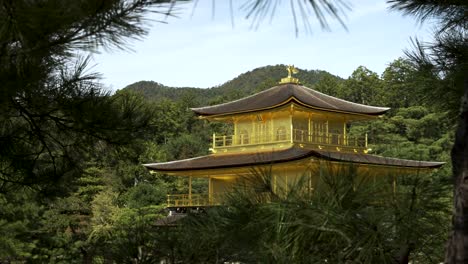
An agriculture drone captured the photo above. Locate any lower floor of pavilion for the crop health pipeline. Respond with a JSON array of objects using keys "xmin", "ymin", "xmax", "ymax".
[{"xmin": 144, "ymin": 147, "xmax": 444, "ymax": 210}]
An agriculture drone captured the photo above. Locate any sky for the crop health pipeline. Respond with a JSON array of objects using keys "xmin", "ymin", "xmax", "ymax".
[{"xmin": 91, "ymin": 0, "xmax": 435, "ymax": 91}]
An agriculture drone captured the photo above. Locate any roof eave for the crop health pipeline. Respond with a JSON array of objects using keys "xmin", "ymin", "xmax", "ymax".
[
  {"xmin": 143, "ymin": 149, "xmax": 444, "ymax": 173},
  {"xmin": 191, "ymin": 97, "xmax": 390, "ymax": 119}
]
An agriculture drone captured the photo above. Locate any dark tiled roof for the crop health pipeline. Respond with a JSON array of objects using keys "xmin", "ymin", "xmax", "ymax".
[
  {"xmin": 314, "ymin": 150, "xmax": 445, "ymax": 168},
  {"xmin": 143, "ymin": 147, "xmax": 444, "ymax": 172},
  {"xmin": 191, "ymin": 84, "xmax": 390, "ymax": 117},
  {"xmin": 144, "ymin": 148, "xmax": 312, "ymax": 171}
]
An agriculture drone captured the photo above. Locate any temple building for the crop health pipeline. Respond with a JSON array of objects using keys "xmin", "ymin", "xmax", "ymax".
[{"xmin": 144, "ymin": 66, "xmax": 444, "ymax": 211}]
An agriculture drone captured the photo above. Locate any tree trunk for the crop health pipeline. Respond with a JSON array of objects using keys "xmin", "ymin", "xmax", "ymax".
[
  {"xmin": 445, "ymin": 77, "xmax": 468, "ymax": 263},
  {"xmin": 397, "ymin": 243, "xmax": 413, "ymax": 264}
]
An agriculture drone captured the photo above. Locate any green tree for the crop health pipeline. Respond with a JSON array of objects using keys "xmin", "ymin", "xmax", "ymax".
[
  {"xmin": 381, "ymin": 58, "xmax": 421, "ymax": 109},
  {"xmin": 124, "ymin": 183, "xmax": 167, "ymax": 208},
  {"xmin": 0, "ymin": 1, "xmax": 178, "ymax": 261},
  {"xmin": 0, "ymin": 0, "xmax": 169, "ymax": 195},
  {"xmin": 313, "ymin": 72, "xmax": 344, "ymax": 98},
  {"xmin": 343, "ymin": 66, "xmax": 384, "ymax": 105},
  {"xmin": 0, "ymin": 191, "xmax": 39, "ymax": 262},
  {"xmin": 388, "ymin": 1, "xmax": 468, "ymax": 262}
]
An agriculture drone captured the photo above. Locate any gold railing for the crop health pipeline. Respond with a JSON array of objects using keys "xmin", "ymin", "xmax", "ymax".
[
  {"xmin": 167, "ymin": 193, "xmax": 223, "ymax": 207},
  {"xmin": 212, "ymin": 129, "xmax": 367, "ymax": 149},
  {"xmin": 292, "ymin": 129, "xmax": 367, "ymax": 148},
  {"xmin": 212, "ymin": 132, "xmax": 290, "ymax": 148}
]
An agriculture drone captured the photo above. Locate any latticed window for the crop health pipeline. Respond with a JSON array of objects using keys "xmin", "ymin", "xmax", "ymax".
[
  {"xmin": 276, "ymin": 127, "xmax": 287, "ymax": 141},
  {"xmin": 239, "ymin": 129, "xmax": 249, "ymax": 144}
]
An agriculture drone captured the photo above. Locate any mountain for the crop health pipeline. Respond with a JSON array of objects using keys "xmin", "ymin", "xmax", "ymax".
[{"xmin": 122, "ymin": 64, "xmax": 342, "ymax": 106}]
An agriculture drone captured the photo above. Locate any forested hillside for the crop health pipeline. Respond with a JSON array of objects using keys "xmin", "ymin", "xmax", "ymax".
[{"xmin": 123, "ymin": 64, "xmax": 342, "ymax": 106}]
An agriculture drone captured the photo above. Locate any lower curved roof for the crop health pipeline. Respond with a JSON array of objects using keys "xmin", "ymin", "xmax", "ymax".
[
  {"xmin": 143, "ymin": 147, "xmax": 444, "ymax": 172},
  {"xmin": 191, "ymin": 84, "xmax": 390, "ymax": 117}
]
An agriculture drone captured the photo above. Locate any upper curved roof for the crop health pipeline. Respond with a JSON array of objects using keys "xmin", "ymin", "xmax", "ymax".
[{"xmin": 192, "ymin": 84, "xmax": 390, "ymax": 117}]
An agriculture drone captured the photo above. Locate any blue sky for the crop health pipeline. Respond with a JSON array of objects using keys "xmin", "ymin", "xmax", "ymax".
[{"xmin": 91, "ymin": 0, "xmax": 434, "ymax": 91}]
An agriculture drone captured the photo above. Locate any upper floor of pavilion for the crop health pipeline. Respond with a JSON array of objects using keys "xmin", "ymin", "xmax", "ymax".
[{"xmin": 190, "ymin": 66, "xmax": 390, "ymax": 155}]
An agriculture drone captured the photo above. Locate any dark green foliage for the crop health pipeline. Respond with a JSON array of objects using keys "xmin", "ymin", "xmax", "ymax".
[
  {"xmin": 312, "ymin": 71, "xmax": 345, "ymax": 97},
  {"xmin": 93, "ymin": 205, "xmax": 167, "ymax": 264},
  {"xmin": 388, "ymin": 0, "xmax": 466, "ymax": 32},
  {"xmin": 240, "ymin": 0, "xmax": 350, "ymax": 35},
  {"xmin": 342, "ymin": 66, "xmax": 384, "ymax": 105},
  {"xmin": 124, "ymin": 183, "xmax": 167, "ymax": 208},
  {"xmin": 0, "ymin": 0, "xmax": 174, "ymax": 194},
  {"xmin": 388, "ymin": 1, "xmax": 467, "ymax": 262},
  {"xmin": 388, "ymin": 1, "xmax": 467, "ymax": 118},
  {"xmin": 350, "ymin": 105, "xmax": 453, "ymax": 184},
  {"xmin": 171, "ymin": 166, "xmax": 450, "ymax": 263},
  {"xmin": 123, "ymin": 81, "xmax": 209, "ymax": 104},
  {"xmin": 0, "ymin": 191, "xmax": 39, "ymax": 261},
  {"xmin": 161, "ymin": 134, "xmax": 208, "ymax": 160},
  {"xmin": 381, "ymin": 58, "xmax": 423, "ymax": 109},
  {"xmin": 0, "ymin": 0, "xmax": 183, "ymax": 262}
]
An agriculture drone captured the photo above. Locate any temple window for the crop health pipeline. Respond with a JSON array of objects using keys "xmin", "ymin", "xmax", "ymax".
[
  {"xmin": 240, "ymin": 129, "xmax": 249, "ymax": 144},
  {"xmin": 276, "ymin": 126, "xmax": 287, "ymax": 141}
]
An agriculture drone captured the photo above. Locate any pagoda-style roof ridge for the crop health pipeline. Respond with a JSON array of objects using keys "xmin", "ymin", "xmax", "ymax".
[
  {"xmin": 314, "ymin": 150, "xmax": 445, "ymax": 169},
  {"xmin": 191, "ymin": 84, "xmax": 390, "ymax": 117},
  {"xmin": 143, "ymin": 148, "xmax": 313, "ymax": 172},
  {"xmin": 300, "ymin": 85, "xmax": 386, "ymax": 112},
  {"xmin": 143, "ymin": 147, "xmax": 445, "ymax": 172}
]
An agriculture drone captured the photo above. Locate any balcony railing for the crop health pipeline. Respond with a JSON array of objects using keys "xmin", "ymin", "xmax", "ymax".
[
  {"xmin": 212, "ymin": 129, "xmax": 367, "ymax": 150},
  {"xmin": 291, "ymin": 129, "xmax": 367, "ymax": 148},
  {"xmin": 213, "ymin": 132, "xmax": 289, "ymax": 148},
  {"xmin": 167, "ymin": 192, "xmax": 274, "ymax": 208},
  {"xmin": 167, "ymin": 193, "xmax": 223, "ymax": 208}
]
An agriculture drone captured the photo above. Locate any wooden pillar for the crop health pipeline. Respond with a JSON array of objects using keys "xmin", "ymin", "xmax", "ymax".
[
  {"xmin": 365, "ymin": 133, "xmax": 368, "ymax": 148},
  {"xmin": 270, "ymin": 113, "xmax": 274, "ymax": 141},
  {"xmin": 290, "ymin": 114, "xmax": 294, "ymax": 143},
  {"xmin": 311, "ymin": 120, "xmax": 315, "ymax": 142},
  {"xmin": 208, "ymin": 177, "xmax": 212, "ymax": 195},
  {"xmin": 212, "ymin": 133, "xmax": 216, "ymax": 149},
  {"xmin": 308, "ymin": 114, "xmax": 311, "ymax": 142},
  {"xmin": 233, "ymin": 118, "xmax": 238, "ymax": 145},
  {"xmin": 189, "ymin": 176, "xmax": 192, "ymax": 205},
  {"xmin": 343, "ymin": 118, "xmax": 347, "ymax": 146},
  {"xmin": 326, "ymin": 119, "xmax": 329, "ymax": 144},
  {"xmin": 259, "ymin": 116, "xmax": 264, "ymax": 143},
  {"xmin": 289, "ymin": 104, "xmax": 294, "ymax": 143},
  {"xmin": 251, "ymin": 118, "xmax": 255, "ymax": 144}
]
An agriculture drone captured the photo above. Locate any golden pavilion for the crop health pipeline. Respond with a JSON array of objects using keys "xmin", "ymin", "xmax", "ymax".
[{"xmin": 144, "ymin": 65, "xmax": 444, "ymax": 210}]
